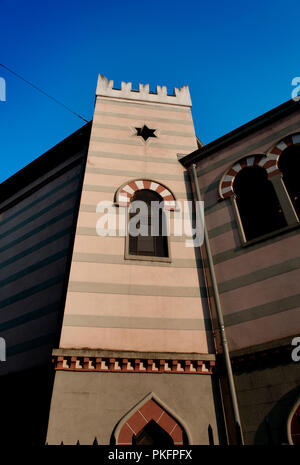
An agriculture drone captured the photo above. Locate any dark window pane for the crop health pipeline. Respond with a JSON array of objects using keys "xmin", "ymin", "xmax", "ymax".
[
  {"xmin": 278, "ymin": 145, "xmax": 300, "ymax": 219},
  {"xmin": 128, "ymin": 189, "xmax": 168, "ymax": 258},
  {"xmin": 233, "ymin": 166, "xmax": 287, "ymax": 241}
]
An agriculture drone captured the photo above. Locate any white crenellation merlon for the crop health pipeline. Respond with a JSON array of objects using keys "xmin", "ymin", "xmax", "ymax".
[{"xmin": 96, "ymin": 74, "xmax": 192, "ymax": 106}]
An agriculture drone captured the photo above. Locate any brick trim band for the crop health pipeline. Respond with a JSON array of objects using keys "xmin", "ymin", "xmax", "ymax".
[
  {"xmin": 231, "ymin": 344, "xmax": 291, "ymax": 371},
  {"xmin": 115, "ymin": 179, "xmax": 176, "ymax": 210},
  {"xmin": 52, "ymin": 355, "xmax": 215, "ymax": 375}
]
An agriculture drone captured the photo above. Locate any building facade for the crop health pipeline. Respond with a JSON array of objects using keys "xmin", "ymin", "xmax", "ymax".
[
  {"xmin": 181, "ymin": 99, "xmax": 300, "ymax": 444},
  {"xmin": 0, "ymin": 75, "xmax": 299, "ymax": 445}
]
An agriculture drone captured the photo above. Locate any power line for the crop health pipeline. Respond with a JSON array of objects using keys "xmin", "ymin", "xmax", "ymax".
[{"xmin": 0, "ymin": 63, "xmax": 89, "ymax": 123}]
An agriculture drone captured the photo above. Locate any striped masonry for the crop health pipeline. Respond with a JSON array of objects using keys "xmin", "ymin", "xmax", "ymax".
[
  {"xmin": 219, "ymin": 132, "xmax": 300, "ymax": 199},
  {"xmin": 0, "ymin": 155, "xmax": 85, "ymax": 374}
]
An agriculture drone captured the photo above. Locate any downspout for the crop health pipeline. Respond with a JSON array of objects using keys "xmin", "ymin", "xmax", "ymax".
[{"xmin": 190, "ymin": 163, "xmax": 244, "ymax": 445}]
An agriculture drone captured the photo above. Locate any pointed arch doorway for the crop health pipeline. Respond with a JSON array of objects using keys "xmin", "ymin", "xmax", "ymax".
[
  {"xmin": 132, "ymin": 420, "xmax": 174, "ymax": 446},
  {"xmin": 113, "ymin": 393, "xmax": 190, "ymax": 445}
]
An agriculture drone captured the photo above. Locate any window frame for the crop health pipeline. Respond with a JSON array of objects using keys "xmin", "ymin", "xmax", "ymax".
[
  {"xmin": 124, "ymin": 190, "xmax": 172, "ymax": 263},
  {"xmin": 231, "ymin": 171, "xmax": 300, "ymax": 246},
  {"xmin": 219, "ymin": 134, "xmax": 300, "ymax": 247}
]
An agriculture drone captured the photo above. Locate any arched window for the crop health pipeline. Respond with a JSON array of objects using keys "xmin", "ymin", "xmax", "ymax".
[
  {"xmin": 128, "ymin": 189, "xmax": 169, "ymax": 258},
  {"xmin": 233, "ymin": 165, "xmax": 287, "ymax": 241},
  {"xmin": 278, "ymin": 145, "xmax": 300, "ymax": 219}
]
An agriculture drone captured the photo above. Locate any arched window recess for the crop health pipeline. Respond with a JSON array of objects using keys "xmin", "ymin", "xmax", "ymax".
[
  {"xmin": 219, "ymin": 154, "xmax": 299, "ymax": 244},
  {"xmin": 115, "ymin": 179, "xmax": 176, "ymax": 262},
  {"xmin": 268, "ymin": 133, "xmax": 300, "ymax": 221}
]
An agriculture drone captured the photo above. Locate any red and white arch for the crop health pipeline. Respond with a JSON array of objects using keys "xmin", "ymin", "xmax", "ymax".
[
  {"xmin": 267, "ymin": 132, "xmax": 300, "ymax": 168},
  {"xmin": 219, "ymin": 132, "xmax": 300, "ymax": 199},
  {"xmin": 219, "ymin": 155, "xmax": 277, "ymax": 199},
  {"xmin": 116, "ymin": 397, "xmax": 185, "ymax": 445},
  {"xmin": 115, "ymin": 179, "xmax": 176, "ymax": 210}
]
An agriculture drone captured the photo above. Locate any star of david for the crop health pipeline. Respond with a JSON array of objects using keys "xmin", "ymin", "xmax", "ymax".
[{"xmin": 135, "ymin": 125, "xmax": 157, "ymax": 141}]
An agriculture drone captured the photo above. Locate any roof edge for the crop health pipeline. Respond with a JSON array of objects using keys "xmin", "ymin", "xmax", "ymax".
[
  {"xmin": 180, "ymin": 98, "xmax": 300, "ymax": 167},
  {"xmin": 0, "ymin": 121, "xmax": 92, "ymax": 202}
]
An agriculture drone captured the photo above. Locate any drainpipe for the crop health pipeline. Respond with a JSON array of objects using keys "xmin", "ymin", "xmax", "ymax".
[{"xmin": 190, "ymin": 163, "xmax": 244, "ymax": 445}]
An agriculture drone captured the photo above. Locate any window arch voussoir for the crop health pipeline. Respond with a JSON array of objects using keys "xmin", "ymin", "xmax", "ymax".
[{"xmin": 115, "ymin": 179, "xmax": 176, "ymax": 210}]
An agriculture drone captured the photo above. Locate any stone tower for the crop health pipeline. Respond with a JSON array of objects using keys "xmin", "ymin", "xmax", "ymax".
[{"xmin": 46, "ymin": 75, "xmax": 222, "ymax": 445}]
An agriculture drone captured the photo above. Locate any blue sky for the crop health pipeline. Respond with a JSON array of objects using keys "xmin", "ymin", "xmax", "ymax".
[{"xmin": 1, "ymin": 0, "xmax": 300, "ymax": 182}]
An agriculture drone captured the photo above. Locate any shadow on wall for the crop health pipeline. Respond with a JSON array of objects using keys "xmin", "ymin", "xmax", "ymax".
[
  {"xmin": 0, "ymin": 363, "xmax": 55, "ymax": 446},
  {"xmin": 254, "ymin": 385, "xmax": 300, "ymax": 445},
  {"xmin": 183, "ymin": 170, "xmax": 215, "ymax": 353}
]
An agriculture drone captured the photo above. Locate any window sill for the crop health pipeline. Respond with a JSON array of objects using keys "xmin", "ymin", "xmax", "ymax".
[
  {"xmin": 241, "ymin": 221, "xmax": 300, "ymax": 248},
  {"xmin": 124, "ymin": 253, "xmax": 172, "ymax": 263}
]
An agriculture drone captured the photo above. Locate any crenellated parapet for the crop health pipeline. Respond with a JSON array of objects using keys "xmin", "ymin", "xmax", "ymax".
[{"xmin": 96, "ymin": 74, "xmax": 192, "ymax": 106}]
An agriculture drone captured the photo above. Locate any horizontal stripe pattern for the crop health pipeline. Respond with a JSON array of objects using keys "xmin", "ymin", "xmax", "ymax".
[
  {"xmin": 196, "ymin": 119, "xmax": 300, "ymax": 176},
  {"xmin": 0, "ymin": 208, "xmax": 74, "ymax": 256},
  {"xmin": 193, "ymin": 117, "xmax": 300, "ymax": 351},
  {"xmin": 0, "ymin": 302, "xmax": 60, "ymax": 332},
  {"xmin": 91, "ymin": 135, "xmax": 195, "ymax": 152},
  {"xmin": 0, "ymin": 171, "xmax": 81, "ymax": 228},
  {"xmin": 0, "ymin": 191, "xmax": 77, "ymax": 240},
  {"xmin": 0, "ymin": 227, "xmax": 72, "ymax": 270},
  {"xmin": 213, "ymin": 224, "xmax": 300, "ymax": 264},
  {"xmin": 0, "ymin": 154, "xmax": 84, "ymax": 371},
  {"xmin": 225, "ymin": 293, "xmax": 300, "ymax": 326},
  {"xmin": 89, "ymin": 150, "xmax": 179, "ymax": 165},
  {"xmin": 75, "ymin": 226, "xmax": 195, "ymax": 242},
  {"xmin": 208, "ymin": 220, "xmax": 236, "ymax": 239},
  {"xmin": 6, "ymin": 333, "xmax": 56, "ymax": 357},
  {"xmin": 94, "ymin": 110, "xmax": 194, "ymax": 125},
  {"xmin": 0, "ymin": 274, "xmax": 65, "ymax": 310},
  {"xmin": 63, "ymin": 314, "xmax": 211, "ymax": 331},
  {"xmin": 59, "ymin": 96, "xmax": 212, "ymax": 355},
  {"xmin": 97, "ymin": 98, "xmax": 190, "ymax": 113},
  {"xmin": 81, "ymin": 185, "xmax": 193, "ymax": 199},
  {"xmin": 93, "ymin": 122, "xmax": 195, "ymax": 137},
  {"xmin": 0, "ymin": 249, "xmax": 69, "ymax": 287},
  {"xmin": 68, "ymin": 280, "xmax": 208, "ymax": 298},
  {"xmin": 219, "ymin": 256, "xmax": 300, "ymax": 294},
  {"xmin": 72, "ymin": 252, "xmax": 202, "ymax": 269},
  {"xmin": 85, "ymin": 166, "xmax": 183, "ymax": 181}
]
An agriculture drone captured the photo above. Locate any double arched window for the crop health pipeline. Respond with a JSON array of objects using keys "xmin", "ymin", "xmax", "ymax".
[
  {"xmin": 233, "ymin": 165, "xmax": 287, "ymax": 241},
  {"xmin": 278, "ymin": 144, "xmax": 300, "ymax": 218},
  {"xmin": 219, "ymin": 133, "xmax": 300, "ymax": 243}
]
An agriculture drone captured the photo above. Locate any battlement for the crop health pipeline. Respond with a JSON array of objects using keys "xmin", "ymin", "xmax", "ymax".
[{"xmin": 96, "ymin": 74, "xmax": 192, "ymax": 106}]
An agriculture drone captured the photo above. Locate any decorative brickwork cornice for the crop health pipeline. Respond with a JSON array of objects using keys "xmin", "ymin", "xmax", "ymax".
[
  {"xmin": 52, "ymin": 353, "xmax": 216, "ymax": 375},
  {"xmin": 117, "ymin": 397, "xmax": 185, "ymax": 445},
  {"xmin": 231, "ymin": 344, "xmax": 292, "ymax": 372}
]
